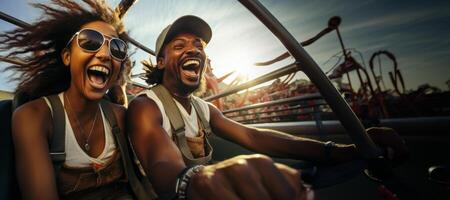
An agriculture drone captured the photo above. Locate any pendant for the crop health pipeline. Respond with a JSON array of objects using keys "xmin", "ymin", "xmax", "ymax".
[{"xmin": 84, "ymin": 143, "xmax": 90, "ymax": 151}]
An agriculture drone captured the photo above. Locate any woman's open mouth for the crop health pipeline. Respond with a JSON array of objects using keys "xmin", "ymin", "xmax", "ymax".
[{"xmin": 86, "ymin": 65, "xmax": 110, "ymax": 89}]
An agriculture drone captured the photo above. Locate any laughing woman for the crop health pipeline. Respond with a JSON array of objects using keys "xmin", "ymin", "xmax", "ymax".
[{"xmin": 0, "ymin": 0, "xmax": 139, "ymax": 199}]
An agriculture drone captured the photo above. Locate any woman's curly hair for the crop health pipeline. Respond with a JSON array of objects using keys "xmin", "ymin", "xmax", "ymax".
[{"xmin": 0, "ymin": 0, "xmax": 125, "ymax": 100}]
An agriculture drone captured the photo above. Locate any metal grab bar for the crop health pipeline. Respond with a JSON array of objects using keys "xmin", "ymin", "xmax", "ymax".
[
  {"xmin": 0, "ymin": 10, "xmax": 155, "ymax": 56},
  {"xmin": 238, "ymin": 0, "xmax": 382, "ymax": 159},
  {"xmin": 249, "ymin": 116, "xmax": 450, "ymax": 136},
  {"xmin": 120, "ymin": 33, "xmax": 155, "ymax": 56},
  {"xmin": 227, "ymin": 103, "xmax": 327, "ymax": 118},
  {"xmin": 0, "ymin": 11, "xmax": 30, "ymax": 27},
  {"xmin": 223, "ymin": 92, "xmax": 322, "ymax": 114},
  {"xmin": 226, "ymin": 104, "xmax": 302, "ymax": 117},
  {"xmin": 204, "ymin": 62, "xmax": 299, "ymax": 101},
  {"xmin": 254, "ymin": 16, "xmax": 341, "ymax": 66},
  {"xmin": 0, "ymin": 9, "xmax": 153, "ymax": 88},
  {"xmin": 236, "ymin": 111, "xmax": 321, "ymax": 124}
]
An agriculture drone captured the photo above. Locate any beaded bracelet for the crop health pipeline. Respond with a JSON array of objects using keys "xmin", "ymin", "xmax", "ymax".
[{"xmin": 175, "ymin": 165, "xmax": 205, "ymax": 199}]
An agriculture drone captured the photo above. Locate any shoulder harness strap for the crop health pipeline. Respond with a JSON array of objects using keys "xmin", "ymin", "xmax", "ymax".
[
  {"xmin": 152, "ymin": 85, "xmax": 185, "ymax": 134},
  {"xmin": 191, "ymin": 98, "xmax": 212, "ymax": 137},
  {"xmin": 151, "ymin": 85, "xmax": 211, "ymax": 165},
  {"xmin": 47, "ymin": 94, "xmax": 66, "ymax": 173},
  {"xmin": 191, "ymin": 97, "xmax": 214, "ymax": 164},
  {"xmin": 100, "ymin": 100, "xmax": 157, "ymax": 200}
]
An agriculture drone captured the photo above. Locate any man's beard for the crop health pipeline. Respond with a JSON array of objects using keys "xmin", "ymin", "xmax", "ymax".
[{"xmin": 193, "ymin": 75, "xmax": 207, "ymax": 97}]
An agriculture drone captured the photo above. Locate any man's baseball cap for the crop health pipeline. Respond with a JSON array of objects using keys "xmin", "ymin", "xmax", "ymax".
[{"xmin": 155, "ymin": 15, "xmax": 212, "ymax": 59}]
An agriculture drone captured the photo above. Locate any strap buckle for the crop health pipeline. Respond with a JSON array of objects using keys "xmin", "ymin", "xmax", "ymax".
[
  {"xmin": 174, "ymin": 127, "xmax": 186, "ymax": 137},
  {"xmin": 50, "ymin": 152, "xmax": 66, "ymax": 162}
]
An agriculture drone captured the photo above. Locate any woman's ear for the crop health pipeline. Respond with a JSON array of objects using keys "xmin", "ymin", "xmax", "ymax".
[{"xmin": 61, "ymin": 48, "xmax": 71, "ymax": 66}]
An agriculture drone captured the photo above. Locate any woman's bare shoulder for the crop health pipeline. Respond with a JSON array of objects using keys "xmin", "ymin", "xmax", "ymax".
[
  {"xmin": 12, "ymin": 98, "xmax": 52, "ymax": 140},
  {"xmin": 13, "ymin": 98, "xmax": 52, "ymax": 122}
]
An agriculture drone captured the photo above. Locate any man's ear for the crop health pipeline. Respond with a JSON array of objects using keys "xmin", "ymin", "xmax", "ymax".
[
  {"xmin": 157, "ymin": 57, "xmax": 165, "ymax": 69},
  {"xmin": 61, "ymin": 48, "xmax": 71, "ymax": 66}
]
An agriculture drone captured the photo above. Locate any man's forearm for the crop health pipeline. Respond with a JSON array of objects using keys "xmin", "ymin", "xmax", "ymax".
[{"xmin": 246, "ymin": 128, "xmax": 359, "ymax": 163}]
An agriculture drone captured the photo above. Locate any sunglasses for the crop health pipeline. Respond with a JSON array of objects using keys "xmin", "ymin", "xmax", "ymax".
[{"xmin": 66, "ymin": 28, "xmax": 128, "ymax": 61}]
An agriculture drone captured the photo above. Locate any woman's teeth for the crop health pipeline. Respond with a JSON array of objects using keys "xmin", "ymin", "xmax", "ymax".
[
  {"xmin": 89, "ymin": 65, "xmax": 110, "ymax": 76},
  {"xmin": 87, "ymin": 65, "xmax": 110, "ymax": 87}
]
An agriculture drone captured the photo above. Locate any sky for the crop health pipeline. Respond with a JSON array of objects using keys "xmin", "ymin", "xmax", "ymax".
[{"xmin": 1, "ymin": 0, "xmax": 449, "ymax": 93}]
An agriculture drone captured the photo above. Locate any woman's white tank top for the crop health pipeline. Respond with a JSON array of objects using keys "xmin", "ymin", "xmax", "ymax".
[{"xmin": 43, "ymin": 93, "xmax": 116, "ymax": 168}]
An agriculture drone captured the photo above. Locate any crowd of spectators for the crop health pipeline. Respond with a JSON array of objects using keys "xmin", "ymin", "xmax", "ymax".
[{"xmin": 219, "ymin": 78, "xmax": 325, "ymax": 124}]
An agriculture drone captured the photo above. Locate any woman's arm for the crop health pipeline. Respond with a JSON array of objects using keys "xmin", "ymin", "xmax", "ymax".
[{"xmin": 12, "ymin": 99, "xmax": 59, "ymax": 199}]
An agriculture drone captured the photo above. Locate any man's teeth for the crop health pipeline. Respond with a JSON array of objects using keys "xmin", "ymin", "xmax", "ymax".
[
  {"xmin": 89, "ymin": 66, "xmax": 110, "ymax": 76},
  {"xmin": 183, "ymin": 60, "xmax": 200, "ymax": 67}
]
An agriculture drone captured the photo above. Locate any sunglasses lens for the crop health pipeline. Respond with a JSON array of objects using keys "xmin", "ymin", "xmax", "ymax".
[
  {"xmin": 78, "ymin": 29, "xmax": 103, "ymax": 51},
  {"xmin": 110, "ymin": 38, "xmax": 127, "ymax": 60},
  {"xmin": 77, "ymin": 29, "xmax": 127, "ymax": 60}
]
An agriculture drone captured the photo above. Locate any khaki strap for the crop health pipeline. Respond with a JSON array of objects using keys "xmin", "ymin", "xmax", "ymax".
[
  {"xmin": 100, "ymin": 100, "xmax": 157, "ymax": 200},
  {"xmin": 151, "ymin": 85, "xmax": 212, "ymax": 166},
  {"xmin": 191, "ymin": 97, "xmax": 214, "ymax": 163},
  {"xmin": 191, "ymin": 98, "xmax": 213, "ymax": 137},
  {"xmin": 152, "ymin": 85, "xmax": 185, "ymax": 134}
]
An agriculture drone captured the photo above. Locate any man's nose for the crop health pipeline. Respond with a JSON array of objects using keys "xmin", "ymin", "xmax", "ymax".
[{"xmin": 185, "ymin": 45, "xmax": 201, "ymax": 55}]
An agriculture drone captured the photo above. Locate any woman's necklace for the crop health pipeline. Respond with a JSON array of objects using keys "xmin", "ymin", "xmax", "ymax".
[{"xmin": 64, "ymin": 93, "xmax": 99, "ymax": 151}]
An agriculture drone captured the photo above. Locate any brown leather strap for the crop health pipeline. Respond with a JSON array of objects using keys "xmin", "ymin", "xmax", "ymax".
[{"xmin": 100, "ymin": 100, "xmax": 157, "ymax": 200}]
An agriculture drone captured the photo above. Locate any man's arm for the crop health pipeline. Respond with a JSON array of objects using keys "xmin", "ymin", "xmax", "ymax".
[
  {"xmin": 128, "ymin": 96, "xmax": 312, "ymax": 199},
  {"xmin": 127, "ymin": 95, "xmax": 186, "ymax": 194},
  {"xmin": 209, "ymin": 103, "xmax": 359, "ymax": 163},
  {"xmin": 209, "ymin": 103, "xmax": 408, "ymax": 164},
  {"xmin": 12, "ymin": 99, "xmax": 59, "ymax": 200}
]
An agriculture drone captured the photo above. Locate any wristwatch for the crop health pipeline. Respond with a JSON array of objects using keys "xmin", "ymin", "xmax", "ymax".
[{"xmin": 175, "ymin": 165, "xmax": 205, "ymax": 199}]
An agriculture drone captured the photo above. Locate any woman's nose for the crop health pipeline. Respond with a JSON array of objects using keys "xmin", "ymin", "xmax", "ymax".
[{"xmin": 95, "ymin": 42, "xmax": 111, "ymax": 61}]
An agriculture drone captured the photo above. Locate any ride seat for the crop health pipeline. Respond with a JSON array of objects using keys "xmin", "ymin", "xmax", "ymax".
[
  {"xmin": 0, "ymin": 99, "xmax": 18, "ymax": 199},
  {"xmin": 0, "ymin": 91, "xmax": 30, "ymax": 199}
]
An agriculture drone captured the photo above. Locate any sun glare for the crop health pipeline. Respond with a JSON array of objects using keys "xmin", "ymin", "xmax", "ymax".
[{"xmin": 220, "ymin": 53, "xmax": 257, "ymax": 85}]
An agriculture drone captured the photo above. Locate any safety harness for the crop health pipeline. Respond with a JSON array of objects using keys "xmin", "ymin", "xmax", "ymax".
[
  {"xmin": 151, "ymin": 85, "xmax": 213, "ymax": 166},
  {"xmin": 46, "ymin": 94, "xmax": 157, "ymax": 200}
]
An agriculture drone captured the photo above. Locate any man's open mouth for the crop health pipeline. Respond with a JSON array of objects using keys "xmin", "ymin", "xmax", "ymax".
[
  {"xmin": 181, "ymin": 59, "xmax": 201, "ymax": 80},
  {"xmin": 86, "ymin": 65, "xmax": 110, "ymax": 89}
]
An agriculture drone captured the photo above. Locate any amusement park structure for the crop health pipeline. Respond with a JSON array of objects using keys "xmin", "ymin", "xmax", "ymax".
[
  {"xmin": 202, "ymin": 16, "xmax": 450, "ymax": 124},
  {"xmin": 1, "ymin": 0, "xmax": 450, "ymax": 199}
]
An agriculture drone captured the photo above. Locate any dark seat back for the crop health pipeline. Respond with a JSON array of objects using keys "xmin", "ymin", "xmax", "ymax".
[
  {"xmin": 0, "ymin": 99, "xmax": 18, "ymax": 199},
  {"xmin": 12, "ymin": 91, "xmax": 30, "ymax": 111},
  {"xmin": 0, "ymin": 92, "xmax": 30, "ymax": 199}
]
